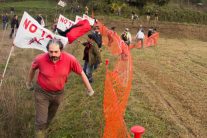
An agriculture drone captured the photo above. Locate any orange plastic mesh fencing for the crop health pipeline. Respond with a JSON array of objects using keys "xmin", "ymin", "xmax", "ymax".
[
  {"xmin": 106, "ymin": 31, "xmax": 122, "ymax": 55},
  {"xmin": 98, "ymin": 22, "xmax": 122, "ymax": 55},
  {"xmin": 133, "ymin": 33, "xmax": 160, "ymax": 49},
  {"xmin": 97, "ymin": 22, "xmax": 133, "ymax": 138}
]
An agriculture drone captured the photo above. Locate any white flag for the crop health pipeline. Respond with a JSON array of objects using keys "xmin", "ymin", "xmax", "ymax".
[
  {"xmin": 83, "ymin": 14, "xmax": 95, "ymax": 26},
  {"xmin": 13, "ymin": 12, "xmax": 68, "ymax": 52},
  {"xmin": 58, "ymin": 0, "xmax": 66, "ymax": 7},
  {"xmin": 57, "ymin": 14, "xmax": 75, "ymax": 31}
]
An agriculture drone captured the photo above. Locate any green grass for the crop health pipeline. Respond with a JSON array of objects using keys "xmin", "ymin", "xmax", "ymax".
[
  {"xmin": 1, "ymin": 31, "xmax": 207, "ymax": 138},
  {"xmin": 0, "ymin": 1, "xmax": 207, "ymax": 137},
  {"xmin": 0, "ymin": 1, "xmax": 56, "ymax": 9}
]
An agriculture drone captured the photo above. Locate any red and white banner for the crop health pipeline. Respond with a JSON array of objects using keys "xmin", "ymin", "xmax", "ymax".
[
  {"xmin": 13, "ymin": 12, "xmax": 68, "ymax": 52},
  {"xmin": 66, "ymin": 19, "xmax": 91, "ymax": 44},
  {"xmin": 83, "ymin": 14, "xmax": 95, "ymax": 26},
  {"xmin": 75, "ymin": 15, "xmax": 83, "ymax": 24},
  {"xmin": 57, "ymin": 14, "xmax": 75, "ymax": 31}
]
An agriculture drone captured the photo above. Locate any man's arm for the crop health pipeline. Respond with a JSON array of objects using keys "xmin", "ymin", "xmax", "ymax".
[
  {"xmin": 80, "ymin": 71, "xmax": 94, "ymax": 96},
  {"xmin": 28, "ymin": 66, "xmax": 36, "ymax": 83},
  {"xmin": 26, "ymin": 66, "xmax": 36, "ymax": 90}
]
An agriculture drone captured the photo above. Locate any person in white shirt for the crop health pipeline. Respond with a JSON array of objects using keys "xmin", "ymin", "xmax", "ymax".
[{"xmin": 136, "ymin": 29, "xmax": 145, "ymax": 48}]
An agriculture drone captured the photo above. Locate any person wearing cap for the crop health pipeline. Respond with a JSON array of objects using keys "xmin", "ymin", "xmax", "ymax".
[
  {"xmin": 26, "ymin": 39, "xmax": 94, "ymax": 138},
  {"xmin": 82, "ymin": 34, "xmax": 102, "ymax": 83},
  {"xmin": 121, "ymin": 28, "xmax": 132, "ymax": 46}
]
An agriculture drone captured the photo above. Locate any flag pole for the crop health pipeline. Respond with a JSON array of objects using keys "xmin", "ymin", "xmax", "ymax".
[{"xmin": 0, "ymin": 45, "xmax": 15, "ymax": 88}]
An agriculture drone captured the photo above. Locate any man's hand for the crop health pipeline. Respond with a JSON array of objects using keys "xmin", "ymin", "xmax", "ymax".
[
  {"xmin": 26, "ymin": 82, "xmax": 34, "ymax": 91},
  {"xmin": 87, "ymin": 89, "xmax": 94, "ymax": 96}
]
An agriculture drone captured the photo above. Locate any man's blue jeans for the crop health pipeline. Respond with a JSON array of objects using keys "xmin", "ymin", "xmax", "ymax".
[
  {"xmin": 86, "ymin": 64, "xmax": 93, "ymax": 83},
  {"xmin": 83, "ymin": 61, "xmax": 88, "ymax": 73},
  {"xmin": 2, "ymin": 23, "xmax": 7, "ymax": 30}
]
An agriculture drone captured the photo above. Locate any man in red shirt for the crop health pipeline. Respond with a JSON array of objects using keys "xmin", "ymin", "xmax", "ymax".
[{"xmin": 26, "ymin": 39, "xmax": 94, "ymax": 138}]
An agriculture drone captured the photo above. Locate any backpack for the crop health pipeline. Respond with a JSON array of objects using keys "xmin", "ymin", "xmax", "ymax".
[{"xmin": 121, "ymin": 33, "xmax": 128, "ymax": 41}]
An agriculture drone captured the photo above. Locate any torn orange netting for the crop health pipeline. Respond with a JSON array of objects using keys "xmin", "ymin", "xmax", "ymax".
[{"xmin": 97, "ymin": 22, "xmax": 133, "ymax": 138}]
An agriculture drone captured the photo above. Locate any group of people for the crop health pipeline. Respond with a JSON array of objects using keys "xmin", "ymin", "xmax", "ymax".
[
  {"xmin": 121, "ymin": 25, "xmax": 157, "ymax": 48},
  {"xmin": 81, "ymin": 26, "xmax": 102, "ymax": 83},
  {"xmin": 1, "ymin": 7, "xmax": 15, "ymax": 31},
  {"xmin": 131, "ymin": 9, "xmax": 159, "ymax": 25},
  {"xmin": 146, "ymin": 9, "xmax": 159, "ymax": 22},
  {"xmin": 1, "ymin": 13, "xmax": 46, "ymax": 39},
  {"xmin": 1, "ymin": 13, "xmax": 19, "ymax": 38}
]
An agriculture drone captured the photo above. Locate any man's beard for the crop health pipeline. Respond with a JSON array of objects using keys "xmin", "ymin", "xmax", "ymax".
[{"xmin": 50, "ymin": 56, "xmax": 60, "ymax": 61}]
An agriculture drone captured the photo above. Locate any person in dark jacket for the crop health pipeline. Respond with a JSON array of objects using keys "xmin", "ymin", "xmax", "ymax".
[
  {"xmin": 2, "ymin": 13, "xmax": 9, "ymax": 30},
  {"xmin": 82, "ymin": 42, "xmax": 90, "ymax": 73},
  {"xmin": 91, "ymin": 26, "xmax": 102, "ymax": 49},
  {"xmin": 36, "ymin": 14, "xmax": 42, "ymax": 25},
  {"xmin": 147, "ymin": 27, "xmax": 154, "ymax": 37},
  {"xmin": 9, "ymin": 15, "xmax": 19, "ymax": 38},
  {"xmin": 36, "ymin": 14, "xmax": 45, "ymax": 27},
  {"xmin": 91, "ymin": 26, "xmax": 102, "ymax": 70},
  {"xmin": 82, "ymin": 34, "xmax": 102, "ymax": 83}
]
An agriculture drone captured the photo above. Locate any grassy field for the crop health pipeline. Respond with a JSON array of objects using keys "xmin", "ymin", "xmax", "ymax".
[
  {"xmin": 0, "ymin": 1, "xmax": 56, "ymax": 9},
  {"xmin": 0, "ymin": 22, "xmax": 207, "ymax": 138},
  {"xmin": 0, "ymin": 1, "xmax": 207, "ymax": 137}
]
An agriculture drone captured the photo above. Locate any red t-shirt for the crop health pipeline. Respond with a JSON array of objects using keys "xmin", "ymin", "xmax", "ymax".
[{"xmin": 32, "ymin": 52, "xmax": 82, "ymax": 92}]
